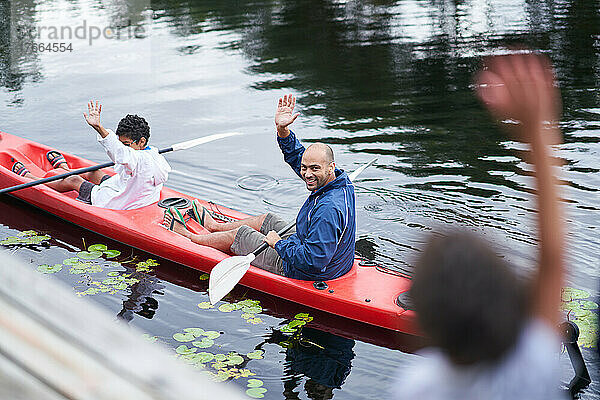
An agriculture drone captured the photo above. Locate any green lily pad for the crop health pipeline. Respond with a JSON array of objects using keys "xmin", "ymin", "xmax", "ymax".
[
  {"xmin": 183, "ymin": 328, "xmax": 205, "ymax": 337},
  {"xmin": 213, "ymin": 354, "xmax": 227, "ymax": 362},
  {"xmin": 198, "ymin": 302, "xmax": 213, "ymax": 309},
  {"xmin": 113, "ymin": 282, "xmax": 128, "ymax": 290},
  {"xmin": 203, "ymin": 331, "xmax": 220, "ymax": 340},
  {"xmin": 246, "ymin": 387, "xmax": 267, "ymax": 398},
  {"xmin": 238, "ymin": 299, "xmax": 260, "ymax": 307},
  {"xmin": 175, "ymin": 345, "xmax": 197, "ymax": 355},
  {"xmin": 218, "ymin": 303, "xmax": 235, "ymax": 313},
  {"xmin": 88, "ymin": 244, "xmax": 107, "ymax": 252},
  {"xmin": 212, "ymin": 361, "xmax": 228, "ymax": 370},
  {"xmin": 199, "ymin": 273, "xmax": 209, "ymax": 281},
  {"xmin": 103, "ymin": 277, "xmax": 120, "ymax": 285},
  {"xmin": 19, "ymin": 230, "xmax": 37, "ymax": 236},
  {"xmin": 226, "ymin": 354, "xmax": 244, "ymax": 365},
  {"xmin": 77, "ymin": 251, "xmax": 103, "ymax": 260},
  {"xmin": 103, "ymin": 250, "xmax": 121, "ymax": 258},
  {"xmin": 1, "ymin": 236, "xmax": 21, "ymax": 245},
  {"xmin": 24, "ymin": 235, "xmax": 51, "ymax": 244},
  {"xmin": 197, "ymin": 352, "xmax": 214, "ymax": 363},
  {"xmin": 562, "ymin": 287, "xmax": 591, "ymax": 302},
  {"xmin": 247, "ymin": 318, "xmax": 262, "ymax": 325},
  {"xmin": 212, "ymin": 370, "xmax": 230, "ymax": 382},
  {"xmin": 287, "ymin": 320, "xmax": 306, "ymax": 329},
  {"xmin": 280, "ymin": 326, "xmax": 297, "ymax": 334},
  {"xmin": 247, "ymin": 379, "xmax": 264, "ymax": 388},
  {"xmin": 63, "ymin": 257, "xmax": 80, "ymax": 265},
  {"xmin": 246, "ymin": 350, "xmax": 264, "ymax": 360},
  {"xmin": 192, "ymin": 338, "xmax": 214, "ymax": 348},
  {"xmin": 241, "ymin": 313, "xmax": 253, "ymax": 320},
  {"xmin": 242, "ymin": 305, "xmax": 262, "ymax": 314},
  {"xmin": 579, "ymin": 300, "xmax": 598, "ymax": 310},
  {"xmin": 173, "ymin": 332, "xmax": 196, "ymax": 342},
  {"xmin": 87, "ymin": 264, "xmax": 103, "ymax": 274},
  {"xmin": 37, "ymin": 264, "xmax": 62, "ymax": 274},
  {"xmin": 295, "ymin": 313, "xmax": 314, "ymax": 322},
  {"xmin": 107, "ymin": 271, "xmax": 119, "ymax": 277}
]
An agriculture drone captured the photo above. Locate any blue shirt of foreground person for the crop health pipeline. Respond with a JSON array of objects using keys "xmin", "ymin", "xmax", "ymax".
[{"xmin": 264, "ymin": 94, "xmax": 356, "ymax": 281}]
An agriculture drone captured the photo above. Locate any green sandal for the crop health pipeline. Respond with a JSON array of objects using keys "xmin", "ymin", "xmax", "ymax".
[
  {"xmin": 165, "ymin": 207, "xmax": 187, "ymax": 231},
  {"xmin": 186, "ymin": 201, "xmax": 207, "ymax": 227}
]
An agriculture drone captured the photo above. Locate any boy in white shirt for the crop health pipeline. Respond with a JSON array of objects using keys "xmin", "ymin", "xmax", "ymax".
[{"xmin": 12, "ymin": 101, "xmax": 171, "ymax": 210}]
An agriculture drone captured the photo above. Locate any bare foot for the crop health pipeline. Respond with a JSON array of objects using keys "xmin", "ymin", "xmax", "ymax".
[
  {"xmin": 164, "ymin": 207, "xmax": 191, "ymax": 239},
  {"xmin": 192, "ymin": 199, "xmax": 218, "ymax": 231}
]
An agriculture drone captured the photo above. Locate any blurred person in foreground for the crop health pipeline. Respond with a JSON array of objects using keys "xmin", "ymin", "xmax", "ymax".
[{"xmin": 393, "ymin": 52, "xmax": 567, "ymax": 399}]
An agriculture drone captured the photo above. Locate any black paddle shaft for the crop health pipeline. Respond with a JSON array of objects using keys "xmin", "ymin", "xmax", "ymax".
[
  {"xmin": 0, "ymin": 147, "xmax": 174, "ymax": 196},
  {"xmin": 252, "ymin": 221, "xmax": 296, "ymax": 256}
]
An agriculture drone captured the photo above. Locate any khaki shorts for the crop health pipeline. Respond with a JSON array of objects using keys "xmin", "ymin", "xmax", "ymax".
[{"xmin": 230, "ymin": 212, "xmax": 296, "ymax": 276}]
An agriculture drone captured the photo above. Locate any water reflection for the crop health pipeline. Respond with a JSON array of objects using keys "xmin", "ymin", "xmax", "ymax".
[
  {"xmin": 261, "ymin": 327, "xmax": 355, "ymax": 400},
  {"xmin": 0, "ymin": 0, "xmax": 43, "ymax": 103},
  {"xmin": 117, "ymin": 275, "xmax": 163, "ymax": 322}
]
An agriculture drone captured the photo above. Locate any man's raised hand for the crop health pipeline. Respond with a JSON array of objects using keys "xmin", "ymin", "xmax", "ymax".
[
  {"xmin": 83, "ymin": 100, "xmax": 102, "ymax": 129},
  {"xmin": 275, "ymin": 94, "xmax": 300, "ymax": 137}
]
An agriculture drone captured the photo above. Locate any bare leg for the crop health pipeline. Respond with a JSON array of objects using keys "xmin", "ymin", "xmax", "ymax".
[
  {"xmin": 195, "ymin": 200, "xmax": 266, "ymax": 232},
  {"xmin": 51, "ymin": 155, "xmax": 108, "ymax": 185},
  {"xmin": 24, "ymin": 171, "xmax": 84, "ymax": 193},
  {"xmin": 188, "ymin": 230, "xmax": 238, "ymax": 253},
  {"xmin": 81, "ymin": 169, "xmax": 109, "ymax": 185},
  {"xmin": 164, "ymin": 207, "xmax": 238, "ymax": 252}
]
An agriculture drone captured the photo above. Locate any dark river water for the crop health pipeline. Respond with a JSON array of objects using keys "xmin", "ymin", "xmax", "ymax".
[{"xmin": 1, "ymin": 0, "xmax": 599, "ymax": 399}]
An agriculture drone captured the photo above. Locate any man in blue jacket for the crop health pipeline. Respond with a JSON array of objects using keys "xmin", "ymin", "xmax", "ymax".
[{"xmin": 165, "ymin": 94, "xmax": 355, "ymax": 281}]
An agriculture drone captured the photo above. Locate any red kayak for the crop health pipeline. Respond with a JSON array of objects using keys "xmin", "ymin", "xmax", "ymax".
[{"xmin": 0, "ymin": 130, "xmax": 418, "ymax": 335}]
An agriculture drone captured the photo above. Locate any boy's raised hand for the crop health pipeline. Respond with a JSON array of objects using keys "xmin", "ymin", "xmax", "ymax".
[
  {"xmin": 83, "ymin": 100, "xmax": 102, "ymax": 129},
  {"xmin": 476, "ymin": 52, "xmax": 564, "ymax": 328},
  {"xmin": 475, "ymin": 53, "xmax": 562, "ymax": 146}
]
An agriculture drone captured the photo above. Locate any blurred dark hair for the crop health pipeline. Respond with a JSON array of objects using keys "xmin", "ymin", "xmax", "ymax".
[
  {"xmin": 116, "ymin": 114, "xmax": 150, "ymax": 143},
  {"xmin": 410, "ymin": 231, "xmax": 528, "ymax": 365}
]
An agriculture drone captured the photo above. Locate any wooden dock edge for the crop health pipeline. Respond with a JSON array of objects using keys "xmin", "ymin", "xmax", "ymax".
[{"xmin": 0, "ymin": 250, "xmax": 246, "ymax": 400}]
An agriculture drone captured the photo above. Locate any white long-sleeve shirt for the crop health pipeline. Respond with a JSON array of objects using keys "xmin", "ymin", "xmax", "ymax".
[{"xmin": 90, "ymin": 130, "xmax": 171, "ymax": 210}]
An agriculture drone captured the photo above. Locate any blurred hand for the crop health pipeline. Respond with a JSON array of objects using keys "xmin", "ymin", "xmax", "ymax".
[
  {"xmin": 475, "ymin": 53, "xmax": 562, "ymax": 146},
  {"xmin": 264, "ymin": 230, "xmax": 282, "ymax": 248},
  {"xmin": 275, "ymin": 94, "xmax": 299, "ymax": 137}
]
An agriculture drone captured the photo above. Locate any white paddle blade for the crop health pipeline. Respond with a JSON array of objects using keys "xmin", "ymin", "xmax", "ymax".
[
  {"xmin": 209, "ymin": 253, "xmax": 255, "ymax": 305},
  {"xmin": 348, "ymin": 158, "xmax": 377, "ymax": 181},
  {"xmin": 172, "ymin": 132, "xmax": 242, "ymax": 151}
]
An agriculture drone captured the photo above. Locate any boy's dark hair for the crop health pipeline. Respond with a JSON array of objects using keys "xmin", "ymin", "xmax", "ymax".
[
  {"xmin": 116, "ymin": 114, "xmax": 150, "ymax": 143},
  {"xmin": 410, "ymin": 231, "xmax": 527, "ymax": 365}
]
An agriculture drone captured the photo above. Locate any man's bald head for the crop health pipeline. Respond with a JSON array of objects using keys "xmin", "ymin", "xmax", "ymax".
[
  {"xmin": 305, "ymin": 143, "xmax": 334, "ymax": 164},
  {"xmin": 300, "ymin": 143, "xmax": 336, "ymax": 191}
]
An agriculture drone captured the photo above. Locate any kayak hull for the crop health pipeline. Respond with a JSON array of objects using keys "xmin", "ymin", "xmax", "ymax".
[{"xmin": 0, "ymin": 131, "xmax": 418, "ymax": 336}]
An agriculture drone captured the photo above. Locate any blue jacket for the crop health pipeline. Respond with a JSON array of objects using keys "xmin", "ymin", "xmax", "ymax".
[{"xmin": 274, "ymin": 132, "xmax": 356, "ymax": 281}]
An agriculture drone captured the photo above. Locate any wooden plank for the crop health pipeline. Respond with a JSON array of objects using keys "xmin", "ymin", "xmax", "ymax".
[{"xmin": 0, "ymin": 250, "xmax": 246, "ymax": 400}]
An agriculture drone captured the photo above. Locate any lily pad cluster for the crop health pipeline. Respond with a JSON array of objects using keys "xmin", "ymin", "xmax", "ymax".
[
  {"xmin": 198, "ymin": 299, "xmax": 264, "ymax": 325},
  {"xmin": 171, "ymin": 327, "xmax": 265, "ymax": 383},
  {"xmin": 280, "ymin": 313, "xmax": 313, "ymax": 334},
  {"xmin": 76, "ymin": 270, "xmax": 140, "ymax": 296},
  {"xmin": 136, "ymin": 258, "xmax": 159, "ymax": 273},
  {"xmin": 1, "ymin": 230, "xmax": 51, "ymax": 246},
  {"xmin": 24, "ymin": 238, "xmax": 160, "ymax": 298},
  {"xmin": 561, "ymin": 287, "xmax": 598, "ymax": 348},
  {"xmin": 246, "ymin": 379, "xmax": 267, "ymax": 398}
]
